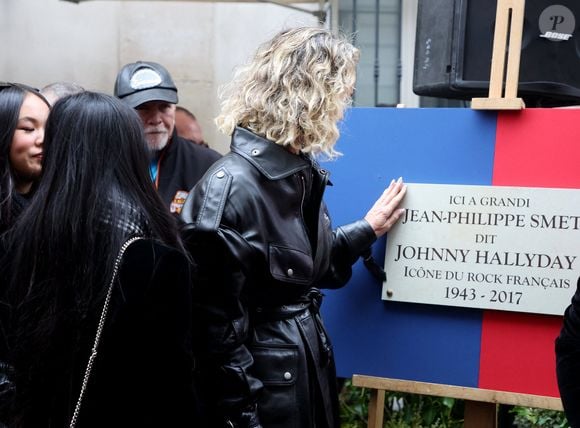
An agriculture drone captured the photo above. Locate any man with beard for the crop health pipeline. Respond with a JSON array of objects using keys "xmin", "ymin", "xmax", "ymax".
[{"xmin": 114, "ymin": 61, "xmax": 221, "ymax": 214}]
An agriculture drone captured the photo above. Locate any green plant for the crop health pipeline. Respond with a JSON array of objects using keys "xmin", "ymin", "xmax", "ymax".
[
  {"xmin": 512, "ymin": 407, "xmax": 569, "ymax": 428},
  {"xmin": 339, "ymin": 381, "xmax": 569, "ymax": 428},
  {"xmin": 339, "ymin": 379, "xmax": 370, "ymax": 426},
  {"xmin": 384, "ymin": 394, "xmax": 463, "ymax": 428},
  {"xmin": 339, "ymin": 380, "xmax": 463, "ymax": 427}
]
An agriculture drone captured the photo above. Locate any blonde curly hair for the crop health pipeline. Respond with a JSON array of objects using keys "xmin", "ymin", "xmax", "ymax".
[{"xmin": 216, "ymin": 27, "xmax": 359, "ymax": 158}]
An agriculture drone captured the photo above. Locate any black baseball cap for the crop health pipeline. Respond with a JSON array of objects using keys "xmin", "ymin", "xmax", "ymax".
[{"xmin": 114, "ymin": 61, "xmax": 178, "ymax": 108}]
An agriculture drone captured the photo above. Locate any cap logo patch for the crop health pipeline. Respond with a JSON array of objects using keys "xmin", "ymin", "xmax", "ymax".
[{"xmin": 130, "ymin": 68, "xmax": 163, "ymax": 90}]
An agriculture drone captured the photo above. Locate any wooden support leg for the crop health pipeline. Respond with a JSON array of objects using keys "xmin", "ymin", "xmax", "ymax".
[
  {"xmin": 471, "ymin": 0, "xmax": 525, "ymax": 109},
  {"xmin": 368, "ymin": 388, "xmax": 385, "ymax": 428},
  {"xmin": 464, "ymin": 400, "xmax": 497, "ymax": 428}
]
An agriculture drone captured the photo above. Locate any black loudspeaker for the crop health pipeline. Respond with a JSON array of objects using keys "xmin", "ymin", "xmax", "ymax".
[{"xmin": 413, "ymin": 0, "xmax": 580, "ymax": 106}]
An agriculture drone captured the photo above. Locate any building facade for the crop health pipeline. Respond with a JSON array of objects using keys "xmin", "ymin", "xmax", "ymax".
[{"xmin": 2, "ymin": 0, "xmax": 426, "ymax": 152}]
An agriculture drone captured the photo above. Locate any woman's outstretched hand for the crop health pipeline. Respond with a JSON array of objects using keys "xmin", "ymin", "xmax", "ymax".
[{"xmin": 364, "ymin": 177, "xmax": 407, "ymax": 238}]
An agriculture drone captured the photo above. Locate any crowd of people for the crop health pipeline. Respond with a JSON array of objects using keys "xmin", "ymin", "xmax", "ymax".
[
  {"xmin": 0, "ymin": 25, "xmax": 578, "ymax": 428},
  {"xmin": 0, "ymin": 27, "xmax": 406, "ymax": 428}
]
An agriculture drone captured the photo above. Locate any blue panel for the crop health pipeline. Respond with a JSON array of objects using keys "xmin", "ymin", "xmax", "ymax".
[{"xmin": 321, "ymin": 108, "xmax": 497, "ymax": 387}]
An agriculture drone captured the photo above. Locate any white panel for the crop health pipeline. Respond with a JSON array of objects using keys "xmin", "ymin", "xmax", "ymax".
[{"xmin": 383, "ymin": 183, "xmax": 580, "ymax": 316}]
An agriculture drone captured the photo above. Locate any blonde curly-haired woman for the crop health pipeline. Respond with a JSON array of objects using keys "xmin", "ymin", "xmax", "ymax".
[{"xmin": 182, "ymin": 27, "xmax": 406, "ymax": 428}]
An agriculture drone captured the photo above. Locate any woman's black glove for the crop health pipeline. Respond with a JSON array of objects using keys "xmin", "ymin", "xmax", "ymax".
[{"xmin": 224, "ymin": 404, "xmax": 262, "ymax": 428}]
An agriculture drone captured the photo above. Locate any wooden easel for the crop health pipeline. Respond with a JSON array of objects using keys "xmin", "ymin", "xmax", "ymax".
[
  {"xmin": 353, "ymin": 375, "xmax": 563, "ymax": 428},
  {"xmin": 347, "ymin": 3, "xmax": 567, "ymax": 426},
  {"xmin": 471, "ymin": 0, "xmax": 526, "ymax": 110}
]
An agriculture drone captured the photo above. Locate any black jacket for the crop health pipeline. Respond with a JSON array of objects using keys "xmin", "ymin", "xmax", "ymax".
[
  {"xmin": 0, "ymin": 240, "xmax": 199, "ymax": 427},
  {"xmin": 556, "ymin": 276, "xmax": 580, "ymax": 427},
  {"xmin": 156, "ymin": 132, "xmax": 221, "ymax": 214},
  {"xmin": 181, "ymin": 127, "xmax": 376, "ymax": 427}
]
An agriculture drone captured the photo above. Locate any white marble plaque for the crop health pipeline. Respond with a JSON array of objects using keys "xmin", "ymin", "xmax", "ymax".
[{"xmin": 382, "ymin": 183, "xmax": 580, "ymax": 315}]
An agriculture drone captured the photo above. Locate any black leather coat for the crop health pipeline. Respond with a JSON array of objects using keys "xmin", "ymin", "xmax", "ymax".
[{"xmin": 181, "ymin": 127, "xmax": 376, "ymax": 428}]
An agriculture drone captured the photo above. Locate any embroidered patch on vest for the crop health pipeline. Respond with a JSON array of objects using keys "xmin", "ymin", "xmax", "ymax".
[{"xmin": 170, "ymin": 190, "xmax": 189, "ymax": 214}]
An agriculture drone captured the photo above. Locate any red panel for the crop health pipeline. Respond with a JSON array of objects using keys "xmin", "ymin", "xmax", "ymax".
[
  {"xmin": 493, "ymin": 108, "xmax": 580, "ymax": 188},
  {"xmin": 479, "ymin": 311, "xmax": 562, "ymax": 396},
  {"xmin": 479, "ymin": 108, "xmax": 580, "ymax": 396}
]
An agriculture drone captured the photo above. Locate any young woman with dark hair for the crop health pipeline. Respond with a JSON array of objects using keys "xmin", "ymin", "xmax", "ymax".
[
  {"xmin": 0, "ymin": 83, "xmax": 50, "ymax": 233},
  {"xmin": 0, "ymin": 91, "xmax": 199, "ymax": 427}
]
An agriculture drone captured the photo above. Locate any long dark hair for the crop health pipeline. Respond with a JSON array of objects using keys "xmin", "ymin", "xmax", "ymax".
[
  {"xmin": 3, "ymin": 91, "xmax": 182, "ymax": 423},
  {"xmin": 0, "ymin": 83, "xmax": 48, "ymax": 231}
]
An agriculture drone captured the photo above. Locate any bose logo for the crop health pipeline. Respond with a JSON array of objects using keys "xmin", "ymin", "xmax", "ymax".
[{"xmin": 540, "ymin": 31, "xmax": 573, "ymax": 41}]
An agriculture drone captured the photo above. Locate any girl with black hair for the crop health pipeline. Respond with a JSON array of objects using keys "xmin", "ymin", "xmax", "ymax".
[
  {"xmin": 0, "ymin": 83, "xmax": 50, "ymax": 233},
  {"xmin": 0, "ymin": 91, "xmax": 199, "ymax": 427}
]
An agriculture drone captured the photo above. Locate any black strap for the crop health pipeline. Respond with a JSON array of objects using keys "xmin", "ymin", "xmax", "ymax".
[{"xmin": 361, "ymin": 248, "xmax": 386, "ymax": 282}]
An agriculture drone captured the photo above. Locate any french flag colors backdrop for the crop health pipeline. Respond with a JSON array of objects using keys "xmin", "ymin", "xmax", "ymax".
[{"xmin": 322, "ymin": 107, "xmax": 580, "ymax": 397}]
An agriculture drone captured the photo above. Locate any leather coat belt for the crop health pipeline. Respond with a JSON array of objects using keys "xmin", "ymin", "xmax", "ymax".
[
  {"xmin": 252, "ymin": 288, "xmax": 332, "ymax": 367},
  {"xmin": 253, "ymin": 288, "xmax": 321, "ymax": 320}
]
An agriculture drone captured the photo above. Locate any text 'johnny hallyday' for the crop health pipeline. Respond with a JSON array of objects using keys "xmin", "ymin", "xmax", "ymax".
[{"xmin": 393, "ymin": 246, "xmax": 576, "ymax": 270}]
